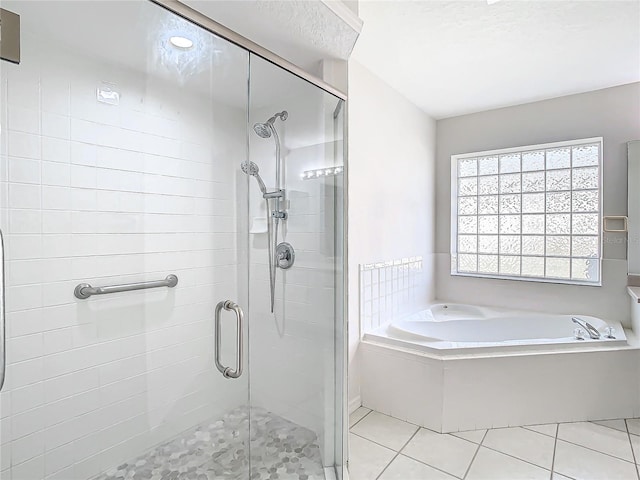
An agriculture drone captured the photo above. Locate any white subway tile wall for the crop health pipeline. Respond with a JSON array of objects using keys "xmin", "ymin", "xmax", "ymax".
[
  {"xmin": 359, "ymin": 257, "xmax": 424, "ymax": 333},
  {"xmin": 0, "ymin": 28, "xmax": 249, "ymax": 479}
]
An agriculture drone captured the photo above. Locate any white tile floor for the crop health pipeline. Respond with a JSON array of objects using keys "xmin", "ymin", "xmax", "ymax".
[{"xmin": 348, "ymin": 407, "xmax": 640, "ymax": 480}]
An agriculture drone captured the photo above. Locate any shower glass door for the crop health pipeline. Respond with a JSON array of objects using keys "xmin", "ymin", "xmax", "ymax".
[
  {"xmin": 0, "ymin": 2, "xmax": 252, "ymax": 479},
  {"xmin": 247, "ymin": 55, "xmax": 346, "ymax": 479}
]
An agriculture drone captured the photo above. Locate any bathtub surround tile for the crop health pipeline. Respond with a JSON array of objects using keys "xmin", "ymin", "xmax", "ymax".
[
  {"xmin": 378, "ymin": 455, "xmax": 457, "ymax": 480},
  {"xmin": 553, "ymin": 440, "xmax": 638, "ymax": 480},
  {"xmin": 557, "ymin": 421, "xmax": 634, "ymax": 461},
  {"xmin": 523, "ymin": 423, "xmax": 558, "ymax": 437},
  {"xmin": 592, "ymin": 419, "xmax": 628, "ymax": 433},
  {"xmin": 359, "ymin": 257, "xmax": 425, "ymax": 332},
  {"xmin": 450, "ymin": 429, "xmax": 486, "ymax": 444},
  {"xmin": 466, "ymin": 447, "xmax": 550, "ymax": 480},
  {"xmin": 350, "ymin": 411, "xmax": 419, "ymax": 451},
  {"xmin": 348, "ymin": 433, "xmax": 396, "ymax": 480},
  {"xmin": 349, "ymin": 406, "xmax": 372, "ymax": 428},
  {"xmin": 483, "ymin": 426, "xmax": 556, "ymax": 469},
  {"xmin": 402, "ymin": 428, "xmax": 477, "ymax": 478}
]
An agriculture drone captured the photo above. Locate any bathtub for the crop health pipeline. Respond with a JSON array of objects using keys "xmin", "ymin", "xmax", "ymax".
[
  {"xmin": 364, "ymin": 303, "xmax": 628, "ymax": 355},
  {"xmin": 359, "ymin": 302, "xmax": 640, "ymax": 433}
]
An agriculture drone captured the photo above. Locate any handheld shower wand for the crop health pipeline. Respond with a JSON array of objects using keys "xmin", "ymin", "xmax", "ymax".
[{"xmin": 240, "ymin": 161, "xmax": 267, "ymax": 195}]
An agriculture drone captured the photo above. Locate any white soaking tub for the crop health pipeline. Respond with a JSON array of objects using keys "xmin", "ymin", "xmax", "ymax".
[
  {"xmin": 359, "ymin": 302, "xmax": 639, "ymax": 433},
  {"xmin": 364, "ymin": 303, "xmax": 627, "ymax": 355}
]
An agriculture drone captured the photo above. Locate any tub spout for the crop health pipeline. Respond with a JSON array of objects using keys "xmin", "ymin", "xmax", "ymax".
[{"xmin": 571, "ymin": 317, "xmax": 601, "ymax": 340}]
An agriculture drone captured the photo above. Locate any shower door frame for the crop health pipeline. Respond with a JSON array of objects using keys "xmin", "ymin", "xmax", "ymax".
[
  {"xmin": 150, "ymin": 0, "xmax": 348, "ymax": 102},
  {"xmin": 150, "ymin": 0, "xmax": 350, "ymax": 477}
]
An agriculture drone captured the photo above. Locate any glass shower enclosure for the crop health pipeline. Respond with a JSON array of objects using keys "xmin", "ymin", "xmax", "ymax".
[{"xmin": 0, "ymin": 1, "xmax": 346, "ymax": 479}]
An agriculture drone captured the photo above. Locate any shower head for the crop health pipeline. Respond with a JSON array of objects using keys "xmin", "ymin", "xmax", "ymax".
[
  {"xmin": 253, "ymin": 122, "xmax": 272, "ymax": 138},
  {"xmin": 253, "ymin": 110, "xmax": 288, "ymax": 139},
  {"xmin": 267, "ymin": 110, "xmax": 288, "ymax": 124},
  {"xmin": 241, "ymin": 161, "xmax": 267, "ymax": 194}
]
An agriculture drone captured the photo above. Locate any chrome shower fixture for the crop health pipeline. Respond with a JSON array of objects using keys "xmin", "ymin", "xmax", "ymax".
[
  {"xmin": 253, "ymin": 110, "xmax": 288, "ymax": 138},
  {"xmin": 247, "ymin": 109, "xmax": 292, "ymax": 313},
  {"xmin": 241, "ymin": 161, "xmax": 267, "ymax": 195}
]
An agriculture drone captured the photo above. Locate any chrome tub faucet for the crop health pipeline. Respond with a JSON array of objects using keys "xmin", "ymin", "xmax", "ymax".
[{"xmin": 572, "ymin": 317, "xmax": 601, "ymax": 340}]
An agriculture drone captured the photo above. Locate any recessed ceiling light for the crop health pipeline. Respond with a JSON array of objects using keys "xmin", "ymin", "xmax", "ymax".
[
  {"xmin": 169, "ymin": 36, "xmax": 194, "ymax": 49},
  {"xmin": 487, "ymin": 0, "xmax": 502, "ymax": 4}
]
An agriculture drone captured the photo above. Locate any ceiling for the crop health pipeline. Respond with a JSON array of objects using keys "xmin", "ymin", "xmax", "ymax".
[
  {"xmin": 352, "ymin": 0, "xmax": 640, "ymax": 119},
  {"xmin": 183, "ymin": 0, "xmax": 362, "ymax": 75}
]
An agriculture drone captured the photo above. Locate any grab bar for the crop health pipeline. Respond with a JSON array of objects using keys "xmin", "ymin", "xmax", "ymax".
[
  {"xmin": 214, "ymin": 300, "xmax": 244, "ymax": 379},
  {"xmin": 74, "ymin": 274, "xmax": 178, "ymax": 299},
  {"xmin": 0, "ymin": 229, "xmax": 5, "ymax": 391}
]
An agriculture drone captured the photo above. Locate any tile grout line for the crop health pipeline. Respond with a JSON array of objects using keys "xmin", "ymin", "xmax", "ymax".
[
  {"xmin": 349, "ymin": 408, "xmax": 373, "ymax": 430},
  {"xmin": 452, "ymin": 427, "xmax": 560, "ymax": 475},
  {"xmin": 625, "ymin": 419, "xmax": 640, "ymax": 480},
  {"xmin": 554, "ymin": 436, "xmax": 636, "ymax": 465},
  {"xmin": 479, "ymin": 439, "xmax": 554, "ymax": 474},
  {"xmin": 351, "ymin": 426, "xmax": 467, "ymax": 480},
  {"xmin": 374, "ymin": 427, "xmax": 421, "ymax": 480},
  {"xmin": 450, "ymin": 428, "xmax": 556, "ymax": 474},
  {"xmin": 549, "ymin": 423, "xmax": 559, "ymax": 480},
  {"xmin": 350, "ymin": 425, "xmax": 461, "ymax": 478},
  {"xmin": 404, "ymin": 430, "xmax": 554, "ymax": 478},
  {"xmin": 462, "ymin": 428, "xmax": 488, "ymax": 480},
  {"xmin": 525, "ymin": 420, "xmax": 633, "ymax": 440},
  {"xmin": 355, "ymin": 424, "xmax": 553, "ymax": 478},
  {"xmin": 528, "ymin": 420, "xmax": 640, "ymax": 465},
  {"xmin": 522, "ymin": 425, "xmax": 557, "ymax": 439},
  {"xmin": 349, "ymin": 431, "xmax": 401, "ymax": 454},
  {"xmin": 397, "ymin": 429, "xmax": 470, "ymax": 480}
]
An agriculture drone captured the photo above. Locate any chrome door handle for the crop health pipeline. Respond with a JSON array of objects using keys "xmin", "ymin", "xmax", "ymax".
[
  {"xmin": 0, "ymin": 229, "xmax": 5, "ymax": 391},
  {"xmin": 214, "ymin": 300, "xmax": 244, "ymax": 379}
]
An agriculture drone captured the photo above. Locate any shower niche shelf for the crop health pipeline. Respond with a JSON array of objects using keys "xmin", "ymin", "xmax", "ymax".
[{"xmin": 250, "ymin": 217, "xmax": 268, "ymax": 234}]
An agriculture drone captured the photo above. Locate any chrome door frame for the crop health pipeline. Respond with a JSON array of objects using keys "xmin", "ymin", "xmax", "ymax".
[{"xmin": 150, "ymin": 0, "xmax": 347, "ymax": 102}]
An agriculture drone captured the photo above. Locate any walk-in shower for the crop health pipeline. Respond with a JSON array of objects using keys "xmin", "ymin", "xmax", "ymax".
[{"xmin": 0, "ymin": 2, "xmax": 346, "ymax": 479}]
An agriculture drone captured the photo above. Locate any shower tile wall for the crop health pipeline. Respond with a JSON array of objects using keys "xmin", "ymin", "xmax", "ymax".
[
  {"xmin": 0, "ymin": 35, "xmax": 246, "ymax": 479},
  {"xmin": 359, "ymin": 257, "xmax": 424, "ymax": 333}
]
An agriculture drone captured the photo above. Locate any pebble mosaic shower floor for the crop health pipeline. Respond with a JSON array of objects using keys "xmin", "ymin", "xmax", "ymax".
[{"xmin": 93, "ymin": 407, "xmax": 326, "ymax": 480}]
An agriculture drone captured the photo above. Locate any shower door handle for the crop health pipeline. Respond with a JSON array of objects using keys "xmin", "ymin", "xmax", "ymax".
[
  {"xmin": 214, "ymin": 300, "xmax": 244, "ymax": 379},
  {"xmin": 0, "ymin": 229, "xmax": 5, "ymax": 391}
]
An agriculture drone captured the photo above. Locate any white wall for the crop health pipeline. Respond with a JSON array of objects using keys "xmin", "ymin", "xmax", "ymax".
[
  {"xmin": 436, "ymin": 83, "xmax": 640, "ymax": 327},
  {"xmin": 347, "ymin": 61, "xmax": 437, "ymax": 410},
  {"xmin": 0, "ymin": 26, "xmax": 248, "ymax": 480}
]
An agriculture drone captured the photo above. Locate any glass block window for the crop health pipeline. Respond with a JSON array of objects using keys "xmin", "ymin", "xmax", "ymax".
[{"xmin": 451, "ymin": 138, "xmax": 602, "ymax": 285}]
